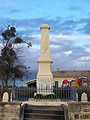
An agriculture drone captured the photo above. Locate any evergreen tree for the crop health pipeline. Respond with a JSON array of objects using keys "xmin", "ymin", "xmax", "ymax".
[{"xmin": 0, "ymin": 25, "xmax": 31, "ymax": 100}]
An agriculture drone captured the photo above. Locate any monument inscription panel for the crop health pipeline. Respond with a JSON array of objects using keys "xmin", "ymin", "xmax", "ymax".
[{"xmin": 37, "ymin": 77, "xmax": 53, "ymax": 94}]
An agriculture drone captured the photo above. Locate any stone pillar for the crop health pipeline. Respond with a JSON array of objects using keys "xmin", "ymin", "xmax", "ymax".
[
  {"xmin": 37, "ymin": 24, "xmax": 53, "ymax": 95},
  {"xmin": 2, "ymin": 92, "xmax": 9, "ymax": 102}
]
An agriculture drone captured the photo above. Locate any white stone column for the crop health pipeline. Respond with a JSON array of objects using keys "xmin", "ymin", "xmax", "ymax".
[{"xmin": 37, "ymin": 24, "xmax": 53, "ymax": 95}]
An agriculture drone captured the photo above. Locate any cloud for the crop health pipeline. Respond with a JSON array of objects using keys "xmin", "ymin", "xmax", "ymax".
[
  {"xmin": 77, "ymin": 17, "xmax": 90, "ymax": 34},
  {"xmin": 0, "ymin": 35, "xmax": 3, "ymax": 39},
  {"xmin": 51, "ymin": 48, "xmax": 90, "ymax": 70},
  {"xmin": 9, "ymin": 9, "xmax": 20, "ymax": 14},
  {"xmin": 0, "ymin": 17, "xmax": 90, "ymax": 71},
  {"xmin": 50, "ymin": 34, "xmax": 90, "ymax": 42},
  {"xmin": 80, "ymin": 56, "xmax": 90, "ymax": 61},
  {"xmin": 0, "ymin": 17, "xmax": 62, "ymax": 35},
  {"xmin": 0, "ymin": 43, "xmax": 3, "ymax": 53},
  {"xmin": 1, "ymin": 16, "xmax": 90, "ymax": 36},
  {"xmin": 0, "ymin": 0, "xmax": 12, "ymax": 6},
  {"xmin": 85, "ymin": 0, "xmax": 90, "ymax": 4},
  {"xmin": 69, "ymin": 6, "xmax": 82, "ymax": 11},
  {"xmin": 82, "ymin": 23, "xmax": 90, "ymax": 34},
  {"xmin": 64, "ymin": 51, "xmax": 72, "ymax": 56},
  {"xmin": 0, "ymin": 0, "xmax": 16, "ymax": 11},
  {"xmin": 10, "ymin": 17, "xmax": 90, "ymax": 35},
  {"xmin": 49, "ymin": 36, "xmax": 90, "ymax": 70},
  {"xmin": 0, "ymin": 34, "xmax": 89, "ymax": 71},
  {"xmin": 84, "ymin": 43, "xmax": 90, "ymax": 48}
]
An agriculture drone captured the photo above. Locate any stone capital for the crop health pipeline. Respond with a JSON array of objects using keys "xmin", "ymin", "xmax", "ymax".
[{"xmin": 40, "ymin": 24, "xmax": 50, "ymax": 30}]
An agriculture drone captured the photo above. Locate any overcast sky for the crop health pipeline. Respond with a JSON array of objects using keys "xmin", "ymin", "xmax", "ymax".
[{"xmin": 0, "ymin": 0, "xmax": 90, "ymax": 72}]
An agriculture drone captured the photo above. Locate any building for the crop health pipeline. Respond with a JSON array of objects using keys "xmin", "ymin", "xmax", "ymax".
[
  {"xmin": 53, "ymin": 70, "xmax": 90, "ymax": 87},
  {"xmin": 26, "ymin": 70, "xmax": 90, "ymax": 88},
  {"xmin": 27, "ymin": 79, "xmax": 36, "ymax": 88}
]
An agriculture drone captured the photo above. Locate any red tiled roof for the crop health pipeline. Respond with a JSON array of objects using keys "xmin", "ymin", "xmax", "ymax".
[{"xmin": 53, "ymin": 70, "xmax": 90, "ymax": 78}]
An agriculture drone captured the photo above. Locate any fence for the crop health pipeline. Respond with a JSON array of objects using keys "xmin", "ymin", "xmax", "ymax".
[{"xmin": 12, "ymin": 87, "xmax": 77, "ymax": 101}]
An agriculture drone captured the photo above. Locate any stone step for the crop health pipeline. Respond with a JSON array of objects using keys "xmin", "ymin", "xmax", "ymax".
[
  {"xmin": 24, "ymin": 118, "xmax": 64, "ymax": 120},
  {"xmin": 24, "ymin": 105, "xmax": 65, "ymax": 120},
  {"xmin": 24, "ymin": 117, "xmax": 65, "ymax": 120},
  {"xmin": 25, "ymin": 105, "xmax": 63, "ymax": 110},
  {"xmin": 24, "ymin": 112, "xmax": 64, "ymax": 119},
  {"xmin": 25, "ymin": 105, "xmax": 64, "ymax": 111},
  {"xmin": 73, "ymin": 119, "xmax": 90, "ymax": 120},
  {"xmin": 25, "ymin": 109, "xmax": 64, "ymax": 115}
]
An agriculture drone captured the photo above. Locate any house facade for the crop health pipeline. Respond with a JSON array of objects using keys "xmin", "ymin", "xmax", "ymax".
[
  {"xmin": 27, "ymin": 70, "xmax": 90, "ymax": 88},
  {"xmin": 53, "ymin": 70, "xmax": 90, "ymax": 87}
]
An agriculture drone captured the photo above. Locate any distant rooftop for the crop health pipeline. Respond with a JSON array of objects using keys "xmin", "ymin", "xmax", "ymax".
[
  {"xmin": 53, "ymin": 70, "xmax": 90, "ymax": 78},
  {"xmin": 26, "ymin": 79, "xmax": 36, "ymax": 84}
]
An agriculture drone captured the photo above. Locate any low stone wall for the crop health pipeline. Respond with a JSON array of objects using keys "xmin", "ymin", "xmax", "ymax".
[
  {"xmin": 0, "ymin": 102, "xmax": 21, "ymax": 120},
  {"xmin": 68, "ymin": 102, "xmax": 90, "ymax": 120}
]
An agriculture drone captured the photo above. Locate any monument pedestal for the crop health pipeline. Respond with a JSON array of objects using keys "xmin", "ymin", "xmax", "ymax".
[{"xmin": 37, "ymin": 75, "xmax": 53, "ymax": 95}]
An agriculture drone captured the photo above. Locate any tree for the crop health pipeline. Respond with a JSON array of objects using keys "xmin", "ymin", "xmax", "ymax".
[{"xmin": 0, "ymin": 25, "xmax": 31, "ymax": 100}]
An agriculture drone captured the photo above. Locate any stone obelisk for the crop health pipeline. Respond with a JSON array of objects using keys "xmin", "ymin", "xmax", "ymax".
[{"xmin": 37, "ymin": 24, "xmax": 53, "ymax": 94}]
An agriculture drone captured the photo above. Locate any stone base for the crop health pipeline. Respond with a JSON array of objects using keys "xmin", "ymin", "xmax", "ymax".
[
  {"xmin": 34, "ymin": 92, "xmax": 55, "ymax": 99},
  {"xmin": 0, "ymin": 102, "xmax": 21, "ymax": 120},
  {"xmin": 36, "ymin": 89, "xmax": 54, "ymax": 95}
]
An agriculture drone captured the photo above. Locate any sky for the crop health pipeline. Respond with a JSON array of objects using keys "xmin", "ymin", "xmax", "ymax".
[{"xmin": 0, "ymin": 0, "xmax": 90, "ymax": 72}]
